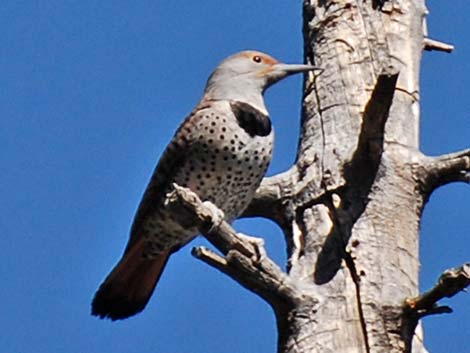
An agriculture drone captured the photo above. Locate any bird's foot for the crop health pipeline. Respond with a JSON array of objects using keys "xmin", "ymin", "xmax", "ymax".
[
  {"xmin": 202, "ymin": 201, "xmax": 225, "ymax": 232},
  {"xmin": 236, "ymin": 232, "xmax": 266, "ymax": 264}
]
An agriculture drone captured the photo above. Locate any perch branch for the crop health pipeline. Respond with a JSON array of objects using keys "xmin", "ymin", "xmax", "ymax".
[
  {"xmin": 165, "ymin": 184, "xmax": 302, "ymax": 307},
  {"xmin": 404, "ymin": 263, "xmax": 470, "ymax": 318},
  {"xmin": 166, "ymin": 183, "xmax": 255, "ymax": 257},
  {"xmin": 424, "ymin": 38, "xmax": 454, "ymax": 53},
  {"xmin": 417, "ymin": 149, "xmax": 470, "ymax": 196}
]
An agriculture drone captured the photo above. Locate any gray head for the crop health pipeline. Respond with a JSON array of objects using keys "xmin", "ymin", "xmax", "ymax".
[{"xmin": 203, "ymin": 50, "xmax": 318, "ymax": 114}]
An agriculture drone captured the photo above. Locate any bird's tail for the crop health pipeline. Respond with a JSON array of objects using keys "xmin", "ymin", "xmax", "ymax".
[{"xmin": 91, "ymin": 239, "xmax": 170, "ymax": 320}]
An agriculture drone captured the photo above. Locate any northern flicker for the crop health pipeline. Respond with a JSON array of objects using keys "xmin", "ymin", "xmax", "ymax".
[{"xmin": 92, "ymin": 50, "xmax": 317, "ymax": 320}]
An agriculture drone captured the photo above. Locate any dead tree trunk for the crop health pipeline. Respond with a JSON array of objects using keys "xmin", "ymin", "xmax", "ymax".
[{"xmin": 166, "ymin": 1, "xmax": 470, "ymax": 352}]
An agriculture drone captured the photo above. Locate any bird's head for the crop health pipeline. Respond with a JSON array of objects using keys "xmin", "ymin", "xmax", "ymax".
[{"xmin": 203, "ymin": 50, "xmax": 320, "ymax": 114}]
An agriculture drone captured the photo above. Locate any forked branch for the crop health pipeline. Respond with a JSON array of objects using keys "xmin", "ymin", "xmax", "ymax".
[
  {"xmin": 404, "ymin": 263, "xmax": 470, "ymax": 318},
  {"xmin": 165, "ymin": 184, "xmax": 303, "ymax": 309},
  {"xmin": 400, "ymin": 264, "xmax": 470, "ymax": 352}
]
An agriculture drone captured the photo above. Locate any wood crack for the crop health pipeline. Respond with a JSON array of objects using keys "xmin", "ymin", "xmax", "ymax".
[{"xmin": 344, "ymin": 251, "xmax": 371, "ymax": 353}]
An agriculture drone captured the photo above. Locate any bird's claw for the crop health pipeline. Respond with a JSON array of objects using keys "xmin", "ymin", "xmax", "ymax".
[{"xmin": 236, "ymin": 232, "xmax": 266, "ymax": 264}]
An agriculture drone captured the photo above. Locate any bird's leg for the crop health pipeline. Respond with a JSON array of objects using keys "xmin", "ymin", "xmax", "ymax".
[
  {"xmin": 236, "ymin": 232, "xmax": 266, "ymax": 264},
  {"xmin": 202, "ymin": 200, "xmax": 226, "ymax": 232}
]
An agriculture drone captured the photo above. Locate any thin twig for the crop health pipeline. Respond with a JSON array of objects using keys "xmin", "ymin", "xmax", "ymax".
[
  {"xmin": 192, "ymin": 246, "xmax": 229, "ymax": 270},
  {"xmin": 424, "ymin": 38, "xmax": 454, "ymax": 53}
]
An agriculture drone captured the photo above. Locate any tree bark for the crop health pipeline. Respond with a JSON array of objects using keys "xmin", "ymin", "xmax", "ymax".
[{"xmin": 165, "ymin": 1, "xmax": 470, "ymax": 352}]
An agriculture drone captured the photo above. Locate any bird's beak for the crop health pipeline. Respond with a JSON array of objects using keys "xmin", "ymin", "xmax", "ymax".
[
  {"xmin": 265, "ymin": 63, "xmax": 322, "ymax": 85},
  {"xmin": 274, "ymin": 63, "xmax": 322, "ymax": 74}
]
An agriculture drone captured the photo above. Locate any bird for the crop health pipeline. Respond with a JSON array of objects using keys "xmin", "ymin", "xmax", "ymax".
[{"xmin": 91, "ymin": 50, "xmax": 318, "ymax": 320}]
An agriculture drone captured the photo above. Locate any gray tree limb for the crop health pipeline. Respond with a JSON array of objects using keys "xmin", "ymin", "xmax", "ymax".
[
  {"xmin": 423, "ymin": 38, "xmax": 454, "ymax": 53},
  {"xmin": 401, "ymin": 264, "xmax": 470, "ymax": 352},
  {"xmin": 415, "ymin": 149, "xmax": 470, "ymax": 199},
  {"xmin": 405, "ymin": 263, "xmax": 470, "ymax": 318},
  {"xmin": 165, "ymin": 184, "xmax": 304, "ymax": 310}
]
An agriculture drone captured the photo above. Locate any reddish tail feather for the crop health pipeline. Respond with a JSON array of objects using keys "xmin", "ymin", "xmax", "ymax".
[{"xmin": 92, "ymin": 239, "xmax": 170, "ymax": 320}]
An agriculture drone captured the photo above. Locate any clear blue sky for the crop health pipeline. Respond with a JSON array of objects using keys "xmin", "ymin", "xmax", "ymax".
[{"xmin": 1, "ymin": 1, "xmax": 468, "ymax": 352}]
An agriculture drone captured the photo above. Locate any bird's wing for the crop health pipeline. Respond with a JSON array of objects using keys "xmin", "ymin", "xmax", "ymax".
[{"xmin": 122, "ymin": 102, "xmax": 212, "ymax": 254}]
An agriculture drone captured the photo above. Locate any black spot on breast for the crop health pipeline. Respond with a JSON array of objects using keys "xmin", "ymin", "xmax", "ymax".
[{"xmin": 230, "ymin": 101, "xmax": 272, "ymax": 137}]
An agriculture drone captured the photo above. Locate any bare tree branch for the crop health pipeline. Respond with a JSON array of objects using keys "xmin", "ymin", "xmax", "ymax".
[
  {"xmin": 416, "ymin": 149, "xmax": 470, "ymax": 197},
  {"xmin": 192, "ymin": 246, "xmax": 229, "ymax": 270},
  {"xmin": 423, "ymin": 38, "xmax": 454, "ymax": 53},
  {"xmin": 399, "ymin": 264, "xmax": 470, "ymax": 353},
  {"xmin": 166, "ymin": 183, "xmax": 258, "ymax": 257},
  {"xmin": 405, "ymin": 263, "xmax": 470, "ymax": 318},
  {"xmin": 165, "ymin": 184, "xmax": 304, "ymax": 309}
]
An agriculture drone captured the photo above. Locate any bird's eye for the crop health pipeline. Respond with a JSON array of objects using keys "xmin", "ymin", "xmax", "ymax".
[{"xmin": 252, "ymin": 56, "xmax": 262, "ymax": 63}]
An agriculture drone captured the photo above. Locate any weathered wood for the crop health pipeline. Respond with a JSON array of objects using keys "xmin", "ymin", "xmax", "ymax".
[
  {"xmin": 423, "ymin": 38, "xmax": 454, "ymax": 53},
  {"xmin": 280, "ymin": 1, "xmax": 426, "ymax": 351},
  {"xmin": 405, "ymin": 263, "xmax": 470, "ymax": 316},
  {"xmin": 168, "ymin": 1, "xmax": 470, "ymax": 352},
  {"xmin": 165, "ymin": 185, "xmax": 303, "ymax": 310}
]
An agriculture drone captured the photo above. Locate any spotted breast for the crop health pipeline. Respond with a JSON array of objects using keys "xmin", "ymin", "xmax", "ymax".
[{"xmin": 137, "ymin": 99, "xmax": 273, "ymax": 254}]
